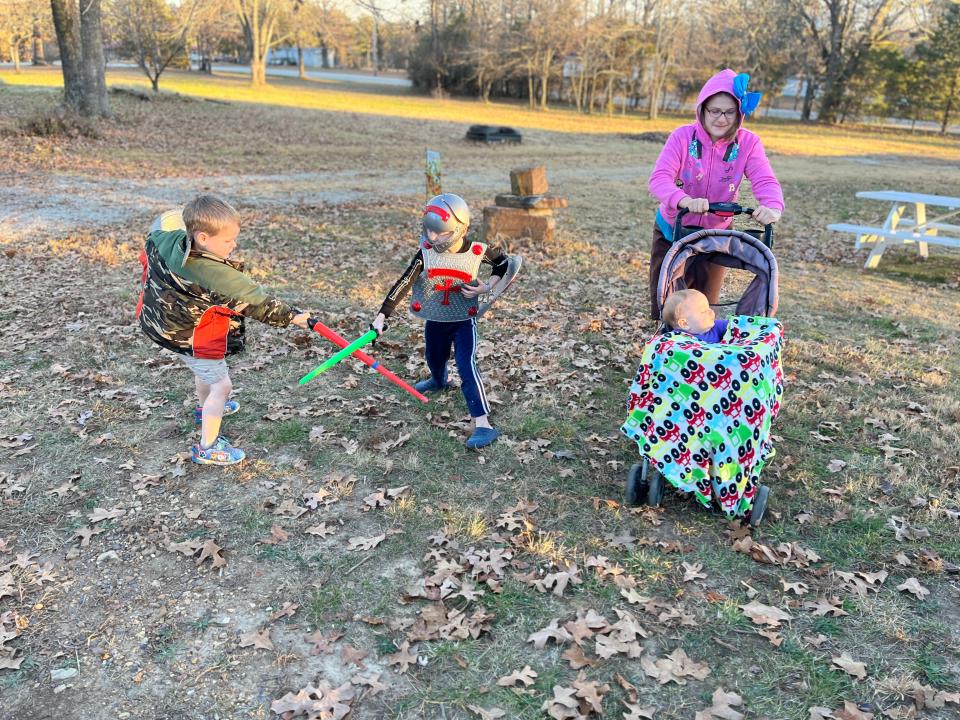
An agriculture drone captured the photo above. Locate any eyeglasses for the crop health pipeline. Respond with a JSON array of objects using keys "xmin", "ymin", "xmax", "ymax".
[{"xmin": 705, "ymin": 107, "xmax": 738, "ymax": 120}]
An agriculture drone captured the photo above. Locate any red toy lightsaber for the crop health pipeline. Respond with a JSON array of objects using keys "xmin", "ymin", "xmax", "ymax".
[{"xmin": 307, "ymin": 318, "xmax": 428, "ymax": 404}]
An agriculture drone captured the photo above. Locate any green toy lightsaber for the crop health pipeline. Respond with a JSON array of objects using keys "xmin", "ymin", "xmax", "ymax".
[{"xmin": 299, "ymin": 329, "xmax": 378, "ymax": 385}]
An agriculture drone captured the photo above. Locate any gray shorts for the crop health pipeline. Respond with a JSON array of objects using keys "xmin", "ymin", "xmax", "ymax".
[{"xmin": 180, "ymin": 355, "xmax": 230, "ymax": 385}]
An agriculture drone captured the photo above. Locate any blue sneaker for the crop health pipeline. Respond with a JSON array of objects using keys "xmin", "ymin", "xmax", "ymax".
[
  {"xmin": 193, "ymin": 400, "xmax": 240, "ymax": 425},
  {"xmin": 191, "ymin": 436, "xmax": 245, "ymax": 466},
  {"xmin": 466, "ymin": 427, "xmax": 500, "ymax": 449},
  {"xmin": 415, "ymin": 377, "xmax": 449, "ymax": 394}
]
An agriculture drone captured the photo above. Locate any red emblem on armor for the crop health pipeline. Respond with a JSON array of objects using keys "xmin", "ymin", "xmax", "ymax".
[
  {"xmin": 411, "ymin": 301, "xmax": 422, "ymax": 312},
  {"xmin": 468, "ymin": 306, "xmax": 477, "ymax": 316},
  {"xmin": 423, "ymin": 242, "xmax": 432, "ymax": 250},
  {"xmin": 471, "ymin": 244, "xmax": 483, "ymax": 255}
]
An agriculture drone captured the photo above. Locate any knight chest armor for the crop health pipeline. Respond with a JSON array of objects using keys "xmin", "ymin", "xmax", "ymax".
[{"xmin": 410, "ymin": 240, "xmax": 487, "ymax": 322}]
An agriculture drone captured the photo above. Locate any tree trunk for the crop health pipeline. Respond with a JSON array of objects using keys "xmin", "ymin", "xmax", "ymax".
[
  {"xmin": 50, "ymin": 0, "xmax": 84, "ymax": 111},
  {"xmin": 941, "ymin": 74, "xmax": 957, "ymax": 134},
  {"xmin": 801, "ymin": 76, "xmax": 817, "ymax": 122},
  {"xmin": 79, "ymin": 0, "xmax": 110, "ymax": 117},
  {"xmin": 33, "ymin": 23, "xmax": 46, "ymax": 65},
  {"xmin": 527, "ymin": 66, "xmax": 535, "ymax": 109},
  {"xmin": 538, "ymin": 52, "xmax": 552, "ymax": 110},
  {"xmin": 298, "ymin": 44, "xmax": 306, "ymax": 79},
  {"xmin": 12, "ymin": 39, "xmax": 21, "ymax": 73}
]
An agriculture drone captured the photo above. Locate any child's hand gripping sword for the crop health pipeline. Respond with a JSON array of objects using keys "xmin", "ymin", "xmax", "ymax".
[{"xmin": 302, "ymin": 318, "xmax": 428, "ymax": 404}]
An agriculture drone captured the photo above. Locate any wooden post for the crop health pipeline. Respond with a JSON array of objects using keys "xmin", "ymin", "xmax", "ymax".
[
  {"xmin": 510, "ymin": 166, "xmax": 548, "ymax": 196},
  {"xmin": 426, "ymin": 149, "xmax": 441, "ymax": 200}
]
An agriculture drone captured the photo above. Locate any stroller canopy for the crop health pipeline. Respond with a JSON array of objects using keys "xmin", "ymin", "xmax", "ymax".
[{"xmin": 657, "ymin": 229, "xmax": 779, "ymax": 317}]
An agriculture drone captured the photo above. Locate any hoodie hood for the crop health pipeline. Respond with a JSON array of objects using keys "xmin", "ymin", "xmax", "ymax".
[
  {"xmin": 695, "ymin": 69, "xmax": 763, "ymax": 139},
  {"xmin": 150, "ymin": 229, "xmax": 192, "ymax": 273}
]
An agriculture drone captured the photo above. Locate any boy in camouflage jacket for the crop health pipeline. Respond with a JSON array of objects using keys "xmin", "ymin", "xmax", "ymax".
[{"xmin": 138, "ymin": 195, "xmax": 310, "ymax": 465}]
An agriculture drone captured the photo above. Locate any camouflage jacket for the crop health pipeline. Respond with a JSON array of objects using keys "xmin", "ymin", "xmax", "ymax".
[{"xmin": 138, "ymin": 229, "xmax": 296, "ymax": 359}]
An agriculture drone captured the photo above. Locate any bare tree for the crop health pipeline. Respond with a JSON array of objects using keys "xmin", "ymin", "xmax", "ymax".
[
  {"xmin": 789, "ymin": 0, "xmax": 910, "ymax": 123},
  {"xmin": 111, "ymin": 0, "xmax": 198, "ymax": 91},
  {"xmin": 522, "ymin": 0, "xmax": 579, "ymax": 110},
  {"xmin": 643, "ymin": 0, "xmax": 684, "ymax": 119},
  {"xmin": 233, "ymin": 0, "xmax": 293, "ymax": 85},
  {"xmin": 50, "ymin": 0, "xmax": 110, "ymax": 117},
  {"xmin": 0, "ymin": 0, "xmax": 43, "ymax": 72},
  {"xmin": 188, "ymin": 0, "xmax": 236, "ymax": 73}
]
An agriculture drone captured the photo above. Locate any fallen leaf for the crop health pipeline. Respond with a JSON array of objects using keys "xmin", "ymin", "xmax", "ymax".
[
  {"xmin": 804, "ymin": 598, "xmax": 849, "ymax": 617},
  {"xmin": 385, "ymin": 640, "xmax": 418, "ymax": 673},
  {"xmin": 303, "ymin": 629, "xmax": 343, "ymax": 655},
  {"xmin": 695, "ymin": 687, "xmax": 745, "ymax": 720},
  {"xmin": 833, "ymin": 700, "xmax": 874, "ymax": 719},
  {"xmin": 497, "ymin": 665, "xmax": 538, "ymax": 687},
  {"xmin": 641, "ymin": 648, "xmax": 711, "ymax": 685},
  {"xmin": 239, "ymin": 627, "xmax": 274, "ymax": 651},
  {"xmin": 348, "ymin": 534, "xmax": 386, "ymax": 551},
  {"xmin": 88, "ymin": 507, "xmax": 125, "ymax": 523},
  {"xmin": 260, "ymin": 525, "xmax": 289, "ymax": 545},
  {"xmin": 896, "ymin": 577, "xmax": 930, "ymax": 600},
  {"xmin": 268, "ymin": 602, "xmax": 299, "ymax": 621},
  {"xmin": 467, "ymin": 706, "xmax": 507, "ymax": 720},
  {"xmin": 542, "ymin": 685, "xmax": 579, "ymax": 720},
  {"xmin": 832, "ymin": 653, "xmax": 867, "ymax": 679},
  {"xmin": 305, "ymin": 523, "xmax": 336, "ymax": 538},
  {"xmin": 740, "ymin": 601, "xmax": 793, "ymax": 628},
  {"xmin": 759, "ymin": 628, "xmax": 784, "ymax": 647},
  {"xmin": 341, "ymin": 644, "xmax": 368, "ymax": 668},
  {"xmin": 682, "ymin": 561, "xmax": 707, "ymax": 582},
  {"xmin": 196, "ymin": 539, "xmax": 226, "ymax": 568}
]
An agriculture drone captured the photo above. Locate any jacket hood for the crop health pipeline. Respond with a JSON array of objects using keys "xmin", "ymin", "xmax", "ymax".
[
  {"xmin": 151, "ymin": 229, "xmax": 192, "ymax": 273},
  {"xmin": 695, "ymin": 68, "xmax": 762, "ymax": 139}
]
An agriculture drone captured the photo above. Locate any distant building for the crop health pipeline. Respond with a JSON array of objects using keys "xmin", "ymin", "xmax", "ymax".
[{"xmin": 267, "ymin": 46, "xmax": 337, "ymax": 69}]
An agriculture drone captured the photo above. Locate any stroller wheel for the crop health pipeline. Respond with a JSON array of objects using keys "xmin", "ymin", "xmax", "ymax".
[
  {"xmin": 749, "ymin": 484, "xmax": 770, "ymax": 527},
  {"xmin": 646, "ymin": 467, "xmax": 665, "ymax": 507},
  {"xmin": 625, "ymin": 463, "xmax": 647, "ymax": 507}
]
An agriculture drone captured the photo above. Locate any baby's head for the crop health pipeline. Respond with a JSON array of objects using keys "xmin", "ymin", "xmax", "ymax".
[
  {"xmin": 183, "ymin": 195, "xmax": 240, "ymax": 260},
  {"xmin": 662, "ymin": 289, "xmax": 716, "ymax": 334},
  {"xmin": 421, "ymin": 193, "xmax": 470, "ymax": 253}
]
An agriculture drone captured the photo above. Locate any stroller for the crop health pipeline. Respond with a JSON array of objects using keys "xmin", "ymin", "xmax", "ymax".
[{"xmin": 623, "ymin": 202, "xmax": 780, "ymax": 526}]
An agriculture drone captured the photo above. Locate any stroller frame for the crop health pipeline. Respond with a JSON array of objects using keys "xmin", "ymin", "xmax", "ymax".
[{"xmin": 626, "ymin": 202, "xmax": 779, "ymax": 526}]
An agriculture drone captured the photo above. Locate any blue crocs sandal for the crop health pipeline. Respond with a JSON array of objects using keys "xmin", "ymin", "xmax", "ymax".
[
  {"xmin": 191, "ymin": 436, "xmax": 246, "ymax": 466},
  {"xmin": 466, "ymin": 427, "xmax": 500, "ymax": 449},
  {"xmin": 193, "ymin": 399, "xmax": 240, "ymax": 425}
]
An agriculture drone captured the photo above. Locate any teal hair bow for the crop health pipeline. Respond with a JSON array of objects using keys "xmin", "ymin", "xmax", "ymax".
[{"xmin": 733, "ymin": 73, "xmax": 762, "ymax": 117}]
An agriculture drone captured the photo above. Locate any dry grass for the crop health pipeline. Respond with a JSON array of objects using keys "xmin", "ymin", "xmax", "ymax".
[{"xmin": 0, "ymin": 70, "xmax": 958, "ymax": 720}]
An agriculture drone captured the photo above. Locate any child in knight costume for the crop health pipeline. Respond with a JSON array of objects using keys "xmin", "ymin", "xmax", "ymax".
[{"xmin": 371, "ymin": 193, "xmax": 521, "ymax": 449}]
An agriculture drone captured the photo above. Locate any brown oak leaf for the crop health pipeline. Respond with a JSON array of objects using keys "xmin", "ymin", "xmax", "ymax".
[
  {"xmin": 832, "ymin": 653, "xmax": 867, "ymax": 679},
  {"xmin": 497, "ymin": 665, "xmax": 538, "ymax": 687},
  {"xmin": 740, "ymin": 600, "xmax": 793, "ymax": 627},
  {"xmin": 348, "ymin": 534, "xmax": 386, "ymax": 551},
  {"xmin": 694, "ymin": 687, "xmax": 745, "ymax": 720},
  {"xmin": 239, "ymin": 627, "xmax": 273, "ymax": 651},
  {"xmin": 385, "ymin": 640, "xmax": 418, "ymax": 673},
  {"xmin": 896, "ymin": 577, "xmax": 930, "ymax": 600}
]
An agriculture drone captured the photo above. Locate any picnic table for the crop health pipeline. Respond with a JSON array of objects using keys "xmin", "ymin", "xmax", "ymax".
[{"xmin": 828, "ymin": 190, "xmax": 960, "ymax": 268}]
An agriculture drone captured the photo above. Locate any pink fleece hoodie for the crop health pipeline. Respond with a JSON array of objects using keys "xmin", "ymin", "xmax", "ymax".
[{"xmin": 648, "ymin": 68, "xmax": 784, "ymax": 237}]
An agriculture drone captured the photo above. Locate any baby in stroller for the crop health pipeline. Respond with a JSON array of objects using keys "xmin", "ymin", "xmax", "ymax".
[
  {"xmin": 621, "ymin": 204, "xmax": 783, "ymax": 526},
  {"xmin": 662, "ymin": 289, "xmax": 728, "ymax": 343}
]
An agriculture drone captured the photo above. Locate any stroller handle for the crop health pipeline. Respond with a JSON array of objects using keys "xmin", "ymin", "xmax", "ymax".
[{"xmin": 674, "ymin": 202, "xmax": 774, "ymax": 249}]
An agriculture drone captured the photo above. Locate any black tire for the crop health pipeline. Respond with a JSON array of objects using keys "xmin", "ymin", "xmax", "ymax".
[
  {"xmin": 647, "ymin": 467, "xmax": 665, "ymax": 507},
  {"xmin": 749, "ymin": 484, "xmax": 770, "ymax": 527},
  {"xmin": 625, "ymin": 462, "xmax": 647, "ymax": 507}
]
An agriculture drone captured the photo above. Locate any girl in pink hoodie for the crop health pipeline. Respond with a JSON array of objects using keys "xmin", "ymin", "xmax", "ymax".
[{"xmin": 647, "ymin": 69, "xmax": 784, "ymax": 319}]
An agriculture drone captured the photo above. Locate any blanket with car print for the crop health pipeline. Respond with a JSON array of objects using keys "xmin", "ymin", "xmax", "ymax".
[{"xmin": 620, "ymin": 315, "xmax": 784, "ymax": 518}]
